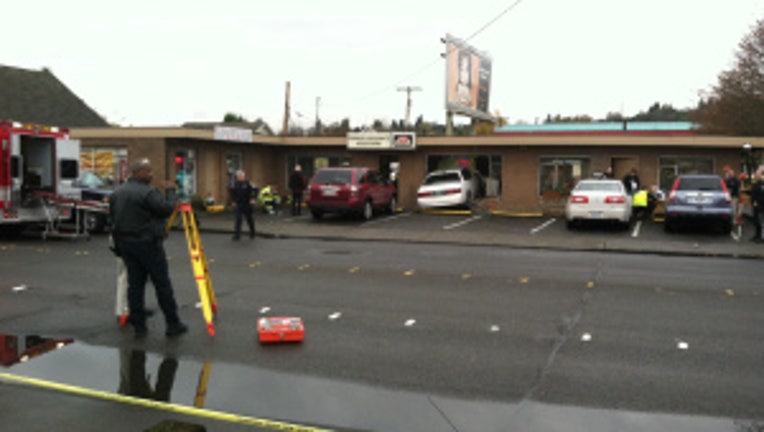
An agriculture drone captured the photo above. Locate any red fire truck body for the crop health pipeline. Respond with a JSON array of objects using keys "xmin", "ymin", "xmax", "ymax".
[{"xmin": 0, "ymin": 120, "xmax": 102, "ymax": 236}]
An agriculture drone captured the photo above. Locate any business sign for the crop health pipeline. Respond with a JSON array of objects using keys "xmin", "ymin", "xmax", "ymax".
[
  {"xmin": 347, "ymin": 132, "xmax": 416, "ymax": 150},
  {"xmin": 444, "ymin": 33, "xmax": 493, "ymax": 121},
  {"xmin": 214, "ymin": 126, "xmax": 253, "ymax": 142}
]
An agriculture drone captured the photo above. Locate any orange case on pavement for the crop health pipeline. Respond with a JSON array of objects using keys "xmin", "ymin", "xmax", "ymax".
[{"xmin": 257, "ymin": 317, "xmax": 304, "ymax": 343}]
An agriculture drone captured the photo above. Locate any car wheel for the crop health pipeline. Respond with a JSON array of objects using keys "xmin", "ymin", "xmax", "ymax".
[
  {"xmin": 311, "ymin": 209, "xmax": 323, "ymax": 220},
  {"xmin": 386, "ymin": 196, "xmax": 397, "ymax": 214},
  {"xmin": 81, "ymin": 211, "xmax": 106, "ymax": 233},
  {"xmin": 362, "ymin": 200, "xmax": 373, "ymax": 221}
]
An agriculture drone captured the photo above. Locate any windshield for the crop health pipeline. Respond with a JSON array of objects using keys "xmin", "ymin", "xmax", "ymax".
[
  {"xmin": 575, "ymin": 182, "xmax": 622, "ymax": 192},
  {"xmin": 312, "ymin": 170, "xmax": 352, "ymax": 185},
  {"xmin": 78, "ymin": 171, "xmax": 106, "ymax": 188}
]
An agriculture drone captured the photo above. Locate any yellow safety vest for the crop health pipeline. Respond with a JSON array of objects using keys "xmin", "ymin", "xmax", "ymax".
[{"xmin": 633, "ymin": 190, "xmax": 648, "ymax": 207}]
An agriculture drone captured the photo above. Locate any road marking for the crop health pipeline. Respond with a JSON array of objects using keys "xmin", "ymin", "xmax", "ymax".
[
  {"xmin": 0, "ymin": 372, "xmax": 334, "ymax": 432},
  {"xmin": 519, "ymin": 277, "xmax": 530, "ymax": 284},
  {"xmin": 297, "ymin": 264, "xmax": 311, "ymax": 271},
  {"xmin": 677, "ymin": 340, "xmax": 689, "ymax": 350},
  {"xmin": 631, "ymin": 220, "xmax": 642, "ymax": 238},
  {"xmin": 405, "ymin": 319, "xmax": 416, "ymax": 327},
  {"xmin": 348, "ymin": 266, "xmax": 360, "ymax": 273},
  {"xmin": 581, "ymin": 333, "xmax": 592, "ymax": 342},
  {"xmin": 461, "ymin": 273, "xmax": 472, "ymax": 280},
  {"xmin": 586, "ymin": 281, "xmax": 595, "ymax": 289},
  {"xmin": 328, "ymin": 312, "xmax": 342, "ymax": 320},
  {"xmin": 403, "ymin": 269, "xmax": 415, "ymax": 276},
  {"xmin": 530, "ymin": 218, "xmax": 556, "ymax": 234},
  {"xmin": 443, "ymin": 215, "xmax": 482, "ymax": 231},
  {"xmin": 249, "ymin": 261, "xmax": 261, "ymax": 268},
  {"xmin": 490, "ymin": 325, "xmax": 500, "ymax": 333},
  {"xmin": 361, "ymin": 211, "xmax": 411, "ymax": 226},
  {"xmin": 12, "ymin": 284, "xmax": 27, "ymax": 292},
  {"xmin": 725, "ymin": 289, "xmax": 735, "ymax": 297},
  {"xmin": 260, "ymin": 307, "xmax": 271, "ymax": 314}
]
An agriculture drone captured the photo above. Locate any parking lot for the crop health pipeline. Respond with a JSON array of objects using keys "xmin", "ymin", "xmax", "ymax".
[{"xmin": 204, "ymin": 208, "xmax": 763, "ymax": 259}]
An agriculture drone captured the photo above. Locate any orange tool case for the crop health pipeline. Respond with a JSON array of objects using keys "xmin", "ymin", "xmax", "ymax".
[{"xmin": 257, "ymin": 317, "xmax": 304, "ymax": 343}]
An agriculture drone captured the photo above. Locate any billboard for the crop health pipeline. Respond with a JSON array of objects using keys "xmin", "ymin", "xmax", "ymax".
[{"xmin": 444, "ymin": 34, "xmax": 492, "ymax": 120}]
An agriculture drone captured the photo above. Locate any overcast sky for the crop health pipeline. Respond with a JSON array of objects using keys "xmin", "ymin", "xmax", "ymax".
[{"xmin": 4, "ymin": 0, "xmax": 762, "ymax": 129}]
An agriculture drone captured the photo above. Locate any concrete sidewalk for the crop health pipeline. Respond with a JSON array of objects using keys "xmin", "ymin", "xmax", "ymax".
[{"xmin": 193, "ymin": 209, "xmax": 764, "ymax": 260}]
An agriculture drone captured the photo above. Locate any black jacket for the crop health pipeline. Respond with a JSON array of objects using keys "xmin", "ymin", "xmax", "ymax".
[
  {"xmin": 750, "ymin": 179, "xmax": 764, "ymax": 207},
  {"xmin": 230, "ymin": 181, "xmax": 254, "ymax": 207},
  {"xmin": 288, "ymin": 171, "xmax": 306, "ymax": 193},
  {"xmin": 109, "ymin": 178, "xmax": 176, "ymax": 241}
]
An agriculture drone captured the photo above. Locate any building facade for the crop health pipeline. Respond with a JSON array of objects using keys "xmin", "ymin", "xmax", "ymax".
[{"xmin": 71, "ymin": 123, "xmax": 763, "ymax": 215}]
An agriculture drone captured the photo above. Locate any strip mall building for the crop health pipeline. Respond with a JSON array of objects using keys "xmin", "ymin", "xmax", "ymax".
[{"xmin": 71, "ymin": 122, "xmax": 763, "ymax": 215}]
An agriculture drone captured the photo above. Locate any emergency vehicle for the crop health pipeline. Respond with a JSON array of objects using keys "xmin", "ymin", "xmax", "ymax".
[{"xmin": 0, "ymin": 120, "xmax": 106, "ymax": 237}]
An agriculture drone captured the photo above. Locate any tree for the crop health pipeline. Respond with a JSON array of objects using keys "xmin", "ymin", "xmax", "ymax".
[
  {"xmin": 223, "ymin": 112, "xmax": 247, "ymax": 123},
  {"xmin": 693, "ymin": 18, "xmax": 764, "ymax": 135},
  {"xmin": 631, "ymin": 102, "xmax": 691, "ymax": 122}
]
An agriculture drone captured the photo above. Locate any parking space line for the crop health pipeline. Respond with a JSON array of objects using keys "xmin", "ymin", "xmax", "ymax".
[
  {"xmin": 443, "ymin": 215, "xmax": 482, "ymax": 230},
  {"xmin": 361, "ymin": 211, "xmax": 412, "ymax": 227},
  {"xmin": 530, "ymin": 218, "xmax": 556, "ymax": 234},
  {"xmin": 631, "ymin": 220, "xmax": 642, "ymax": 238}
]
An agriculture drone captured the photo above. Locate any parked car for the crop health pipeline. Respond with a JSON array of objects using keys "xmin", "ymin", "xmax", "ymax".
[
  {"xmin": 416, "ymin": 168, "xmax": 478, "ymax": 209},
  {"xmin": 305, "ymin": 167, "xmax": 397, "ymax": 220},
  {"xmin": 565, "ymin": 179, "xmax": 632, "ymax": 229},
  {"xmin": 71, "ymin": 170, "xmax": 113, "ymax": 232},
  {"xmin": 664, "ymin": 174, "xmax": 733, "ymax": 233}
]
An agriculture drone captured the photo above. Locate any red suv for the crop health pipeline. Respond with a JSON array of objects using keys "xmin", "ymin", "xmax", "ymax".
[{"xmin": 305, "ymin": 167, "xmax": 397, "ymax": 220}]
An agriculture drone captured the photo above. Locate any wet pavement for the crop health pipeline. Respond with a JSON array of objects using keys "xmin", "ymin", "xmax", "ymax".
[
  {"xmin": 2, "ymin": 210, "xmax": 764, "ymax": 431},
  {"xmin": 1, "ymin": 334, "xmax": 759, "ymax": 432}
]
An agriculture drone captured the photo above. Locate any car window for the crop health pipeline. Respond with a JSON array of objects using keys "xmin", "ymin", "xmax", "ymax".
[
  {"xmin": 368, "ymin": 171, "xmax": 381, "ymax": 184},
  {"xmin": 575, "ymin": 182, "xmax": 622, "ymax": 192},
  {"xmin": 676, "ymin": 177, "xmax": 722, "ymax": 191},
  {"xmin": 313, "ymin": 170, "xmax": 352, "ymax": 185},
  {"xmin": 423, "ymin": 172, "xmax": 461, "ymax": 185}
]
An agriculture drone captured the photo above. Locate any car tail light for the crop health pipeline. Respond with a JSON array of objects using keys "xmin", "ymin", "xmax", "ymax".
[
  {"xmin": 569, "ymin": 195, "xmax": 588, "ymax": 204},
  {"xmin": 668, "ymin": 177, "xmax": 681, "ymax": 203},
  {"xmin": 417, "ymin": 191, "xmax": 431, "ymax": 198},
  {"xmin": 444, "ymin": 188, "xmax": 462, "ymax": 195},
  {"xmin": 605, "ymin": 195, "xmax": 625, "ymax": 204}
]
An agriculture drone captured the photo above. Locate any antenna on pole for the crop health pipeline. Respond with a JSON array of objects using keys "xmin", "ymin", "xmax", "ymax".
[
  {"xmin": 282, "ymin": 81, "xmax": 291, "ymax": 136},
  {"xmin": 397, "ymin": 86, "xmax": 422, "ymax": 127}
]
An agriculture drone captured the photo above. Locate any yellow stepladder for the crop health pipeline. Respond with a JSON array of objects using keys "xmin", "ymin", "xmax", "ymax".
[
  {"xmin": 194, "ymin": 362, "xmax": 213, "ymax": 408},
  {"xmin": 167, "ymin": 202, "xmax": 218, "ymax": 336}
]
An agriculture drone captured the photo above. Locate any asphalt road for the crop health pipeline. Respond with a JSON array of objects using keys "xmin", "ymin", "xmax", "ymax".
[{"xmin": 0, "ymin": 230, "xmax": 762, "ymax": 431}]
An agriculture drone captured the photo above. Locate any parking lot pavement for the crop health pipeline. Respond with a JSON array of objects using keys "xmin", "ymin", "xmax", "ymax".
[{"xmin": 192, "ymin": 209, "xmax": 764, "ymax": 259}]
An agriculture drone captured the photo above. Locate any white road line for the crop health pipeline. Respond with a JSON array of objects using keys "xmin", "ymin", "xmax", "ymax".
[
  {"xmin": 328, "ymin": 312, "xmax": 342, "ymax": 320},
  {"xmin": 443, "ymin": 215, "xmax": 482, "ymax": 231},
  {"xmin": 631, "ymin": 220, "xmax": 642, "ymax": 238},
  {"xmin": 404, "ymin": 319, "xmax": 416, "ymax": 327},
  {"xmin": 362, "ymin": 212, "xmax": 412, "ymax": 227},
  {"xmin": 259, "ymin": 307, "xmax": 271, "ymax": 314},
  {"xmin": 490, "ymin": 325, "xmax": 500, "ymax": 333},
  {"xmin": 530, "ymin": 218, "xmax": 556, "ymax": 234}
]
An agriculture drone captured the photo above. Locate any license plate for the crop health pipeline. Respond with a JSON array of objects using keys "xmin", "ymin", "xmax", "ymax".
[
  {"xmin": 321, "ymin": 186, "xmax": 338, "ymax": 197},
  {"xmin": 588, "ymin": 211, "xmax": 604, "ymax": 218}
]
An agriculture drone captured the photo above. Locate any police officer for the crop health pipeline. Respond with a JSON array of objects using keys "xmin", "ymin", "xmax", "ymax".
[
  {"xmin": 109, "ymin": 159, "xmax": 188, "ymax": 338},
  {"xmin": 750, "ymin": 169, "xmax": 764, "ymax": 242}
]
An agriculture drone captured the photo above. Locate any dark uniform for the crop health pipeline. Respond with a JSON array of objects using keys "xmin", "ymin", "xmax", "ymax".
[
  {"xmin": 750, "ymin": 176, "xmax": 764, "ymax": 242},
  {"xmin": 230, "ymin": 179, "xmax": 255, "ymax": 239},
  {"xmin": 110, "ymin": 177, "xmax": 186, "ymax": 337},
  {"xmin": 288, "ymin": 169, "xmax": 307, "ymax": 216}
]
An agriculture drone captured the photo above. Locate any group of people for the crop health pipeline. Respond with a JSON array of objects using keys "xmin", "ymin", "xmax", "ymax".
[{"xmin": 108, "ymin": 160, "xmax": 310, "ymax": 338}]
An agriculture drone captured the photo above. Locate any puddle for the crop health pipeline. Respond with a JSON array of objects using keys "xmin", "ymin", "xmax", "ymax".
[{"xmin": 0, "ymin": 333, "xmax": 758, "ymax": 432}]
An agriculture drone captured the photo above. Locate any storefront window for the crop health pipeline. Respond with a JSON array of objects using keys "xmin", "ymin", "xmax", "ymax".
[
  {"xmin": 226, "ymin": 153, "xmax": 242, "ymax": 188},
  {"xmin": 426, "ymin": 155, "xmax": 502, "ymax": 197},
  {"xmin": 287, "ymin": 156, "xmax": 350, "ymax": 183},
  {"xmin": 80, "ymin": 147, "xmax": 128, "ymax": 186},
  {"xmin": 539, "ymin": 157, "xmax": 590, "ymax": 197},
  {"xmin": 658, "ymin": 156, "xmax": 713, "ymax": 191}
]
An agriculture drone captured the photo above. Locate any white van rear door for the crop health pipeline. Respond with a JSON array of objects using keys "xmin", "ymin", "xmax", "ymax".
[{"xmin": 56, "ymin": 138, "xmax": 80, "ymax": 200}]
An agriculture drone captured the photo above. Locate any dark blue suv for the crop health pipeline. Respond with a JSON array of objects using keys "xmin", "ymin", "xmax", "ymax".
[{"xmin": 664, "ymin": 174, "xmax": 733, "ymax": 232}]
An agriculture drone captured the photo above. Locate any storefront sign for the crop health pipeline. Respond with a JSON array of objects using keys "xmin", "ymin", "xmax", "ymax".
[
  {"xmin": 214, "ymin": 126, "xmax": 253, "ymax": 143},
  {"xmin": 347, "ymin": 132, "xmax": 416, "ymax": 150}
]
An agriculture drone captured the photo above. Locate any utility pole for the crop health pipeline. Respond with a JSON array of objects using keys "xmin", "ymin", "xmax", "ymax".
[
  {"xmin": 397, "ymin": 86, "xmax": 421, "ymax": 127},
  {"xmin": 281, "ymin": 81, "xmax": 291, "ymax": 136},
  {"xmin": 315, "ymin": 96, "xmax": 321, "ymax": 134}
]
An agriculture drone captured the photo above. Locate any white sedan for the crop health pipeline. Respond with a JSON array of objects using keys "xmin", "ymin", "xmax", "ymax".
[
  {"xmin": 565, "ymin": 179, "xmax": 632, "ymax": 229},
  {"xmin": 417, "ymin": 168, "xmax": 477, "ymax": 209}
]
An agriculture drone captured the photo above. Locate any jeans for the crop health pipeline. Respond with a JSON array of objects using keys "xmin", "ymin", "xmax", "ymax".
[
  {"xmin": 118, "ymin": 239, "xmax": 182, "ymax": 332},
  {"xmin": 292, "ymin": 192, "xmax": 303, "ymax": 215}
]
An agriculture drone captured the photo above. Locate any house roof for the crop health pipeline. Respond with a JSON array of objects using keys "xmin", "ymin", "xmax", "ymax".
[
  {"xmin": 495, "ymin": 121, "xmax": 697, "ymax": 135},
  {"xmin": 182, "ymin": 120, "xmax": 274, "ymax": 136},
  {"xmin": 0, "ymin": 65, "xmax": 108, "ymax": 128}
]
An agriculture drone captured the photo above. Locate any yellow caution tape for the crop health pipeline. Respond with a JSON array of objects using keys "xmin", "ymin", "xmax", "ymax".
[{"xmin": 0, "ymin": 372, "xmax": 333, "ymax": 432}]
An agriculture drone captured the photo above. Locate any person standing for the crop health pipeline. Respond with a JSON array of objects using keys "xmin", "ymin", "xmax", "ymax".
[
  {"xmin": 229, "ymin": 169, "xmax": 255, "ymax": 240},
  {"xmin": 109, "ymin": 159, "xmax": 188, "ymax": 338},
  {"xmin": 723, "ymin": 166, "xmax": 741, "ymax": 224},
  {"xmin": 288, "ymin": 164, "xmax": 307, "ymax": 216},
  {"xmin": 622, "ymin": 168, "xmax": 640, "ymax": 195},
  {"xmin": 749, "ymin": 169, "xmax": 764, "ymax": 242}
]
